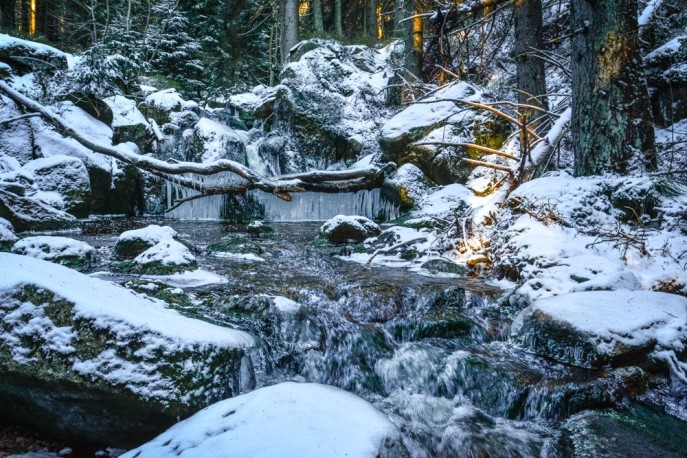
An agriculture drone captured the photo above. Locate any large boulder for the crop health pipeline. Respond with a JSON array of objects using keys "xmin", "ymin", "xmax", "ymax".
[
  {"xmin": 0, "ymin": 33, "xmax": 69, "ymax": 73},
  {"xmin": 0, "ymin": 96, "xmax": 36, "ymax": 165},
  {"xmin": 104, "ymin": 95, "xmax": 151, "ymax": 151},
  {"xmin": 379, "ymin": 82, "xmax": 509, "ymax": 184},
  {"xmin": 121, "ymin": 382, "xmax": 408, "ymax": 458},
  {"xmin": 382, "ymin": 163, "xmax": 434, "ymax": 210},
  {"xmin": 139, "ymin": 89, "xmax": 186, "ymax": 125},
  {"xmin": 188, "ymin": 118, "xmax": 247, "ymax": 163},
  {"xmin": 12, "ymin": 236, "xmax": 96, "ymax": 270},
  {"xmin": 511, "ymin": 291, "xmax": 687, "ymax": 368},
  {"xmin": 0, "ymin": 188, "xmax": 78, "ymax": 232},
  {"xmin": 0, "ymin": 253, "xmax": 256, "ymax": 447},
  {"xmin": 320, "ymin": 215, "xmax": 381, "ymax": 244},
  {"xmin": 21, "ymin": 155, "xmax": 91, "ymax": 218}
]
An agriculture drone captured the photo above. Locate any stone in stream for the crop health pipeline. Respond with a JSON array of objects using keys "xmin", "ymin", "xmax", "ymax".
[
  {"xmin": 120, "ymin": 382, "xmax": 408, "ymax": 458},
  {"xmin": 0, "ymin": 253, "xmax": 256, "ymax": 448},
  {"xmin": 320, "ymin": 215, "xmax": 381, "ymax": 245},
  {"xmin": 511, "ymin": 291, "xmax": 687, "ymax": 369},
  {"xmin": 0, "ymin": 188, "xmax": 78, "ymax": 232},
  {"xmin": 12, "ymin": 236, "xmax": 96, "ymax": 271},
  {"xmin": 112, "ymin": 224, "xmax": 198, "ymax": 275}
]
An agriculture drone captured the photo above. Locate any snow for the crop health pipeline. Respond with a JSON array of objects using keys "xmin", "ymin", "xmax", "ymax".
[
  {"xmin": 320, "ymin": 214, "xmax": 380, "ymax": 236},
  {"xmin": 211, "ymin": 252, "xmax": 265, "ymax": 262},
  {"xmin": 0, "ymin": 253, "xmax": 253, "ymax": 348},
  {"xmin": 0, "ymin": 33, "xmax": 68, "ymax": 62},
  {"xmin": 104, "ymin": 95, "xmax": 147, "ymax": 127},
  {"xmin": 0, "ymin": 217, "xmax": 17, "ymax": 243},
  {"xmin": 639, "ymin": 0, "xmax": 664, "ymax": 27},
  {"xmin": 644, "ymin": 35, "xmax": 686, "ymax": 62},
  {"xmin": 381, "ymin": 82, "xmax": 481, "ymax": 140},
  {"xmin": 118, "ymin": 224, "xmax": 178, "ymax": 244},
  {"xmin": 413, "ymin": 183, "xmax": 474, "ymax": 219},
  {"xmin": 12, "ymin": 236, "xmax": 94, "ymax": 261},
  {"xmin": 271, "ymin": 296, "xmax": 300, "ymax": 313},
  {"xmin": 134, "ymin": 238, "xmax": 195, "ymax": 266},
  {"xmin": 120, "ymin": 382, "xmax": 401, "ymax": 458},
  {"xmin": 512, "ymin": 291, "xmax": 687, "ymax": 355},
  {"xmin": 193, "ymin": 118, "xmax": 243, "ymax": 163},
  {"xmin": 145, "ymin": 88, "xmax": 184, "ymax": 111}
]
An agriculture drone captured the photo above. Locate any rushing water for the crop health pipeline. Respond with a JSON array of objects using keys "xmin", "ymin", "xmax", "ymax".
[{"xmin": 73, "ymin": 219, "xmax": 687, "ymax": 457}]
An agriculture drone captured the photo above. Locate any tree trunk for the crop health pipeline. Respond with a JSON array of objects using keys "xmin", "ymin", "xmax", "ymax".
[
  {"xmin": 334, "ymin": 0, "xmax": 343, "ymax": 38},
  {"xmin": 313, "ymin": 0, "xmax": 323, "ymax": 34},
  {"xmin": 366, "ymin": 0, "xmax": 377, "ymax": 42},
  {"xmin": 403, "ymin": 0, "xmax": 422, "ymax": 79},
  {"xmin": 394, "ymin": 0, "xmax": 404, "ymax": 36},
  {"xmin": 571, "ymin": 0, "xmax": 656, "ymax": 176},
  {"xmin": 513, "ymin": 0, "xmax": 547, "ymax": 114},
  {"xmin": 280, "ymin": 0, "xmax": 299, "ymax": 65}
]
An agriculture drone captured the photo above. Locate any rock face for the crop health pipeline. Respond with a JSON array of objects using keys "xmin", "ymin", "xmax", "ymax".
[
  {"xmin": 320, "ymin": 215, "xmax": 381, "ymax": 244},
  {"xmin": 382, "ymin": 163, "xmax": 434, "ymax": 210},
  {"xmin": 12, "ymin": 236, "xmax": 96, "ymax": 270},
  {"xmin": 113, "ymin": 225, "xmax": 198, "ymax": 274},
  {"xmin": 511, "ymin": 291, "xmax": 687, "ymax": 369},
  {"xmin": 104, "ymin": 95, "xmax": 151, "ymax": 151},
  {"xmin": 139, "ymin": 89, "xmax": 186, "ymax": 125},
  {"xmin": 121, "ymin": 382, "xmax": 408, "ymax": 458},
  {"xmin": 0, "ymin": 188, "xmax": 78, "ymax": 232},
  {"xmin": 0, "ymin": 33, "xmax": 69, "ymax": 72},
  {"xmin": 0, "ymin": 253, "xmax": 256, "ymax": 447},
  {"xmin": 0, "ymin": 217, "xmax": 17, "ymax": 251},
  {"xmin": 188, "ymin": 118, "xmax": 247, "ymax": 163},
  {"xmin": 22, "ymin": 155, "xmax": 91, "ymax": 218}
]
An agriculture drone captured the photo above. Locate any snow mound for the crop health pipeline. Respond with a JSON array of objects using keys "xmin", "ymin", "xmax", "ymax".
[
  {"xmin": 104, "ymin": 95, "xmax": 147, "ymax": 127},
  {"xmin": 12, "ymin": 236, "xmax": 94, "ymax": 265},
  {"xmin": 118, "ymin": 224, "xmax": 178, "ymax": 245},
  {"xmin": 145, "ymin": 88, "xmax": 185, "ymax": 111},
  {"xmin": 121, "ymin": 382, "xmax": 405, "ymax": 458},
  {"xmin": 0, "ymin": 217, "xmax": 17, "ymax": 245},
  {"xmin": 134, "ymin": 238, "xmax": 196, "ymax": 266}
]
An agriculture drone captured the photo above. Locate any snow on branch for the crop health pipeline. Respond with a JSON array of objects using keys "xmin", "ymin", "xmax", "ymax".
[{"xmin": 0, "ymin": 81, "xmax": 390, "ymax": 202}]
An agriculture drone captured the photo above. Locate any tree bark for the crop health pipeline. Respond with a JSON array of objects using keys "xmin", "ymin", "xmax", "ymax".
[
  {"xmin": 571, "ymin": 0, "xmax": 656, "ymax": 176},
  {"xmin": 366, "ymin": 0, "xmax": 377, "ymax": 42},
  {"xmin": 313, "ymin": 0, "xmax": 324, "ymax": 34},
  {"xmin": 512, "ymin": 0, "xmax": 547, "ymax": 114},
  {"xmin": 280, "ymin": 0, "xmax": 299, "ymax": 65},
  {"xmin": 403, "ymin": 0, "xmax": 422, "ymax": 79},
  {"xmin": 334, "ymin": 0, "xmax": 343, "ymax": 38}
]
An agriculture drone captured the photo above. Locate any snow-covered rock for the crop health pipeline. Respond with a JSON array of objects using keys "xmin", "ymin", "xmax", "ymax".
[
  {"xmin": 189, "ymin": 118, "xmax": 246, "ymax": 164},
  {"xmin": 141, "ymin": 89, "xmax": 185, "ymax": 124},
  {"xmin": 12, "ymin": 235, "xmax": 95, "ymax": 270},
  {"xmin": 379, "ymin": 82, "xmax": 486, "ymax": 184},
  {"xmin": 0, "ymin": 33, "xmax": 69, "ymax": 71},
  {"xmin": 0, "ymin": 253, "xmax": 256, "ymax": 446},
  {"xmin": 382, "ymin": 163, "xmax": 434, "ymax": 210},
  {"xmin": 320, "ymin": 214, "xmax": 381, "ymax": 244},
  {"xmin": 104, "ymin": 95, "xmax": 150, "ymax": 150},
  {"xmin": 0, "ymin": 188, "xmax": 78, "ymax": 232},
  {"xmin": 121, "ymin": 382, "xmax": 407, "ymax": 458},
  {"xmin": 0, "ymin": 217, "xmax": 17, "ymax": 251},
  {"xmin": 21, "ymin": 155, "xmax": 91, "ymax": 217},
  {"xmin": 113, "ymin": 225, "xmax": 197, "ymax": 274},
  {"xmin": 512, "ymin": 291, "xmax": 687, "ymax": 369}
]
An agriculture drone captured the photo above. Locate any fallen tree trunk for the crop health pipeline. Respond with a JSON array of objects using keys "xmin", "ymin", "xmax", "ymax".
[{"xmin": 0, "ymin": 82, "xmax": 391, "ymax": 202}]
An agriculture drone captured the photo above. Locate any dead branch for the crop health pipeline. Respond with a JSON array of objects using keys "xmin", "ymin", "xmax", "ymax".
[
  {"xmin": 412, "ymin": 141, "xmax": 519, "ymax": 161},
  {"xmin": 0, "ymin": 113, "xmax": 41, "ymax": 126},
  {"xmin": 462, "ymin": 158, "xmax": 514, "ymax": 175},
  {"xmin": 0, "ymin": 81, "xmax": 389, "ymax": 202},
  {"xmin": 365, "ymin": 237, "xmax": 428, "ymax": 266}
]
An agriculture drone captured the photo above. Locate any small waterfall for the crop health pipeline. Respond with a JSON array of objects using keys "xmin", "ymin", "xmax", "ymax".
[{"xmin": 249, "ymin": 188, "xmax": 400, "ymax": 222}]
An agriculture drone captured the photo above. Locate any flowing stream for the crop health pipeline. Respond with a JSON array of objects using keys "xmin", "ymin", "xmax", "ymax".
[{"xmin": 72, "ymin": 219, "xmax": 687, "ymax": 457}]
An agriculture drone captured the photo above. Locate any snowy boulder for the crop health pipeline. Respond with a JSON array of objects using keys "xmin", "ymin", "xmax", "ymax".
[
  {"xmin": 320, "ymin": 215, "xmax": 381, "ymax": 244},
  {"xmin": 0, "ymin": 96, "xmax": 35, "ymax": 165},
  {"xmin": 0, "ymin": 217, "xmax": 17, "ymax": 251},
  {"xmin": 105, "ymin": 95, "xmax": 151, "ymax": 150},
  {"xmin": 121, "ymin": 382, "xmax": 407, "ymax": 458},
  {"xmin": 0, "ymin": 188, "xmax": 78, "ymax": 232},
  {"xmin": 0, "ymin": 253, "xmax": 256, "ymax": 447},
  {"xmin": 22, "ymin": 155, "xmax": 91, "ymax": 218},
  {"xmin": 12, "ymin": 236, "xmax": 95, "ymax": 270},
  {"xmin": 188, "ymin": 118, "xmax": 247, "ymax": 164},
  {"xmin": 113, "ymin": 225, "xmax": 197, "ymax": 274},
  {"xmin": 382, "ymin": 163, "xmax": 434, "ymax": 210},
  {"xmin": 0, "ymin": 33, "xmax": 68, "ymax": 72},
  {"xmin": 511, "ymin": 291, "xmax": 687, "ymax": 369},
  {"xmin": 140, "ymin": 89, "xmax": 185, "ymax": 125}
]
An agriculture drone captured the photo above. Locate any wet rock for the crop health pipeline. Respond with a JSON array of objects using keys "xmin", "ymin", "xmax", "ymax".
[
  {"xmin": 382, "ymin": 163, "xmax": 434, "ymax": 210},
  {"xmin": 0, "ymin": 188, "xmax": 78, "ymax": 232},
  {"xmin": 0, "ymin": 97, "xmax": 36, "ymax": 165},
  {"xmin": 12, "ymin": 236, "xmax": 96, "ymax": 271},
  {"xmin": 337, "ymin": 282, "xmax": 404, "ymax": 323},
  {"xmin": 169, "ymin": 110, "xmax": 200, "ymax": 130},
  {"xmin": 421, "ymin": 259, "xmax": 468, "ymax": 276},
  {"xmin": 22, "ymin": 155, "xmax": 91, "ymax": 218},
  {"xmin": 258, "ymin": 134, "xmax": 305, "ymax": 175},
  {"xmin": 105, "ymin": 95, "xmax": 151, "ymax": 151},
  {"xmin": 139, "ymin": 89, "xmax": 185, "ymax": 125},
  {"xmin": 65, "ymin": 91, "xmax": 114, "ymax": 126},
  {"xmin": 511, "ymin": 291, "xmax": 687, "ymax": 369},
  {"xmin": 121, "ymin": 382, "xmax": 408, "ymax": 458},
  {"xmin": 320, "ymin": 215, "xmax": 381, "ymax": 245},
  {"xmin": 207, "ymin": 236, "xmax": 264, "ymax": 256},
  {"xmin": 0, "ymin": 253, "xmax": 255, "ymax": 448}
]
